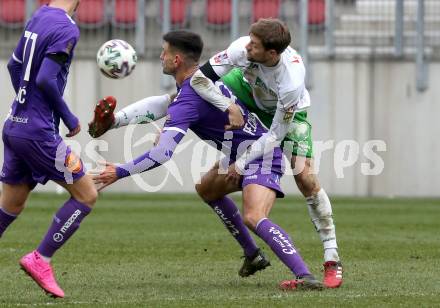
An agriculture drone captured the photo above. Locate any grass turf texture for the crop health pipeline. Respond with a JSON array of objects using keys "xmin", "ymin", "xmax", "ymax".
[{"xmin": 0, "ymin": 193, "xmax": 439, "ymax": 307}]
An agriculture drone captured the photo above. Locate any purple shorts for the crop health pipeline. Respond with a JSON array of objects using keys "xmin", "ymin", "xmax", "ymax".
[
  {"xmin": 241, "ymin": 171, "xmax": 284, "ymax": 198},
  {"xmin": 239, "ymin": 147, "xmax": 285, "ymax": 198},
  {"xmin": 0, "ymin": 134, "xmax": 85, "ymax": 189}
]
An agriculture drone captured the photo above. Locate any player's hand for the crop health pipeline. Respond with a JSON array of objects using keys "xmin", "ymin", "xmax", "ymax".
[
  {"xmin": 225, "ymin": 163, "xmax": 241, "ymax": 186},
  {"xmin": 92, "ymin": 161, "xmax": 118, "ymax": 191},
  {"xmin": 66, "ymin": 124, "xmax": 81, "ymax": 137},
  {"xmin": 225, "ymin": 104, "xmax": 244, "ymax": 130}
]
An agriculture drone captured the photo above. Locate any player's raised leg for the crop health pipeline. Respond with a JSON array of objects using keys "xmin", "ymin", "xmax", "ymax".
[
  {"xmin": 88, "ymin": 94, "xmax": 171, "ymax": 138},
  {"xmin": 292, "ymin": 155, "xmax": 343, "ymax": 288},
  {"xmin": 195, "ymin": 163, "xmax": 270, "ymax": 277},
  {"xmin": 242, "ymin": 183, "xmax": 323, "ymax": 290}
]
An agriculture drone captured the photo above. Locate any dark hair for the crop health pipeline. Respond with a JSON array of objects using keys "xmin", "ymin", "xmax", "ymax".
[
  {"xmin": 162, "ymin": 30, "xmax": 203, "ymax": 62},
  {"xmin": 249, "ymin": 18, "xmax": 291, "ymax": 54}
]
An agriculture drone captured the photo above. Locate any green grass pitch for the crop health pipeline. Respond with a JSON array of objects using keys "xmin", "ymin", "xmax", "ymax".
[{"xmin": 0, "ymin": 193, "xmax": 439, "ymax": 307}]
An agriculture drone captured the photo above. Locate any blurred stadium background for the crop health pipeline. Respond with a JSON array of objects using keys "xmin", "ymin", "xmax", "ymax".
[{"xmin": 0, "ymin": 0, "xmax": 439, "ymax": 197}]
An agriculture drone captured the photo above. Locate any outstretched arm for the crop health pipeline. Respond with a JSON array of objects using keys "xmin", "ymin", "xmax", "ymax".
[{"xmin": 93, "ymin": 129, "xmax": 184, "ymax": 190}]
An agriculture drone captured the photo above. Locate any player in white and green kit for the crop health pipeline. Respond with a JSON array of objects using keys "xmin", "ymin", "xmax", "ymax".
[
  {"xmin": 190, "ymin": 18, "xmax": 343, "ymax": 288},
  {"xmin": 221, "ymin": 68, "xmax": 313, "ymax": 158}
]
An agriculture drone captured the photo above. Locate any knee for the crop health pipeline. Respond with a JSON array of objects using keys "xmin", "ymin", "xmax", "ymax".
[
  {"xmin": 295, "ymin": 172, "xmax": 321, "ymax": 196},
  {"xmin": 77, "ymin": 187, "xmax": 98, "ymax": 207},
  {"xmin": 195, "ymin": 182, "xmax": 217, "ymax": 202},
  {"xmin": 242, "ymin": 211, "xmax": 262, "ymax": 231},
  {"xmin": 0, "ymin": 203, "xmax": 25, "ymax": 216},
  {"xmin": 195, "ymin": 183, "xmax": 207, "ymax": 200}
]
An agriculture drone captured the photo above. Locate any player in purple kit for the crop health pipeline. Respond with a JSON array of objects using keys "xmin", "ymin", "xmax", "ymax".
[
  {"xmin": 0, "ymin": 0, "xmax": 97, "ymax": 298},
  {"xmin": 94, "ymin": 30, "xmax": 323, "ymax": 290}
]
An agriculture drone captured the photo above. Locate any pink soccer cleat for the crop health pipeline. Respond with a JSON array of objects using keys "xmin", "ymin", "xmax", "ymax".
[{"xmin": 19, "ymin": 250, "xmax": 65, "ymax": 298}]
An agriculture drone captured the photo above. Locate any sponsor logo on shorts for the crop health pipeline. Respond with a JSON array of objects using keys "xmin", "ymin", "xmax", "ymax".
[
  {"xmin": 244, "ymin": 175, "xmax": 258, "ymax": 181},
  {"xmin": 65, "ymin": 152, "xmax": 82, "ymax": 174},
  {"xmin": 292, "ymin": 121, "xmax": 309, "ymax": 141},
  {"xmin": 268, "ymin": 174, "xmax": 280, "ymax": 185}
]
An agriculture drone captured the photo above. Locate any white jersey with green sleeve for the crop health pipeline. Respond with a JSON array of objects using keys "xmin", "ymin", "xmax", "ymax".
[
  {"xmin": 208, "ymin": 36, "xmax": 310, "ymax": 114},
  {"xmin": 190, "ymin": 36, "xmax": 311, "ymax": 172}
]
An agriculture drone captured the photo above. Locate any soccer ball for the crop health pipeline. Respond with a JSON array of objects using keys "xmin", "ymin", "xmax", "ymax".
[{"xmin": 97, "ymin": 39, "xmax": 137, "ymax": 79}]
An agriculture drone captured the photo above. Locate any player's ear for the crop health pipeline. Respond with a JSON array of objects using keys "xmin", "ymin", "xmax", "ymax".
[
  {"xmin": 268, "ymin": 49, "xmax": 278, "ymax": 57},
  {"xmin": 174, "ymin": 54, "xmax": 182, "ymax": 66}
]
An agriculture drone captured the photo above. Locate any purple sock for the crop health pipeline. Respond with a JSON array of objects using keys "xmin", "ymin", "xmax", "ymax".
[
  {"xmin": 208, "ymin": 197, "xmax": 258, "ymax": 257},
  {"xmin": 0, "ymin": 207, "xmax": 17, "ymax": 237},
  {"xmin": 255, "ymin": 218, "xmax": 310, "ymax": 277},
  {"xmin": 37, "ymin": 198, "xmax": 91, "ymax": 258}
]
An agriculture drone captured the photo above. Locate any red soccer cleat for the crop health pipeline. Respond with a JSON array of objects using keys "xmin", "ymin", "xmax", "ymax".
[
  {"xmin": 88, "ymin": 96, "xmax": 117, "ymax": 138},
  {"xmin": 19, "ymin": 250, "xmax": 65, "ymax": 298},
  {"xmin": 279, "ymin": 275, "xmax": 324, "ymax": 291},
  {"xmin": 323, "ymin": 261, "xmax": 343, "ymax": 288}
]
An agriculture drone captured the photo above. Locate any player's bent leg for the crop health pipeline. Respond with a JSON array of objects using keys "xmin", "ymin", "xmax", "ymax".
[
  {"xmin": 195, "ymin": 163, "xmax": 269, "ymax": 277},
  {"xmin": 195, "ymin": 162, "xmax": 239, "ymax": 202},
  {"xmin": 57, "ymin": 174, "xmax": 98, "ymax": 208},
  {"xmin": 0, "ymin": 183, "xmax": 32, "ymax": 237},
  {"xmin": 21, "ymin": 175, "xmax": 98, "ymax": 298},
  {"xmin": 88, "ymin": 94, "xmax": 172, "ymax": 138},
  {"xmin": 292, "ymin": 156, "xmax": 343, "ymax": 288},
  {"xmin": 243, "ymin": 184, "xmax": 323, "ymax": 290}
]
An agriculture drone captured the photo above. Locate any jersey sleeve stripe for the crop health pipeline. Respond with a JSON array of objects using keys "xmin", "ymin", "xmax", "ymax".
[
  {"xmin": 12, "ymin": 53, "xmax": 23, "ymax": 64},
  {"xmin": 163, "ymin": 127, "xmax": 187, "ymax": 135}
]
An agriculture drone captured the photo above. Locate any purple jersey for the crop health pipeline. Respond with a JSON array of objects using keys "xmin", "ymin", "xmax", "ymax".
[
  {"xmin": 3, "ymin": 5, "xmax": 79, "ymax": 141},
  {"xmin": 163, "ymin": 78, "xmax": 283, "ymax": 173},
  {"xmin": 116, "ymin": 77, "xmax": 284, "ymax": 196}
]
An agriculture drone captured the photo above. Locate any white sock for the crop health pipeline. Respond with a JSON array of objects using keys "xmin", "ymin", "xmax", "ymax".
[
  {"xmin": 306, "ymin": 188, "xmax": 340, "ymax": 262},
  {"xmin": 113, "ymin": 94, "xmax": 171, "ymax": 128},
  {"xmin": 324, "ymin": 248, "xmax": 339, "ymax": 262},
  {"xmin": 40, "ymin": 255, "xmax": 51, "ymax": 263}
]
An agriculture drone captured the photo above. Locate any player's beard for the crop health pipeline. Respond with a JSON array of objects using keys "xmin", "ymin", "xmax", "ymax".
[
  {"xmin": 247, "ymin": 55, "xmax": 257, "ymax": 62},
  {"xmin": 247, "ymin": 52, "xmax": 267, "ymax": 64},
  {"xmin": 162, "ymin": 65, "xmax": 174, "ymax": 75},
  {"xmin": 161, "ymin": 60, "xmax": 175, "ymax": 75}
]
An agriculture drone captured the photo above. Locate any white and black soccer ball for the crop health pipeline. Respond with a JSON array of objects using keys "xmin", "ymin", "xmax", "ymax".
[{"xmin": 97, "ymin": 39, "xmax": 137, "ymax": 79}]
